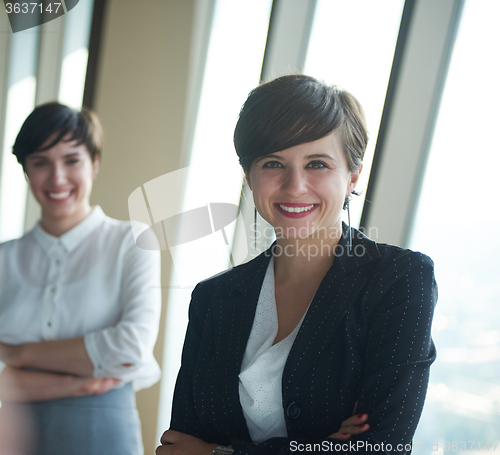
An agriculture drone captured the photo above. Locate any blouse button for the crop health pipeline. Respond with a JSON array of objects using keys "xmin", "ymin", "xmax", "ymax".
[{"xmin": 286, "ymin": 402, "xmax": 301, "ymax": 420}]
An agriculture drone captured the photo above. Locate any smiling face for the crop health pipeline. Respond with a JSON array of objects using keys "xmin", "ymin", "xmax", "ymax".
[
  {"xmin": 25, "ymin": 134, "xmax": 99, "ymax": 236},
  {"xmin": 247, "ymin": 132, "xmax": 361, "ymax": 241}
]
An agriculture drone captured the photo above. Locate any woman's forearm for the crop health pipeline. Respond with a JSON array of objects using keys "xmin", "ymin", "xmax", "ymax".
[
  {"xmin": 0, "ymin": 366, "xmax": 116, "ymax": 402},
  {"xmin": 2, "ymin": 338, "xmax": 95, "ymax": 377}
]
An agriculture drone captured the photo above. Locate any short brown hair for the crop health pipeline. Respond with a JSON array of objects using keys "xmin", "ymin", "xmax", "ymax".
[
  {"xmin": 234, "ymin": 74, "xmax": 368, "ymax": 173},
  {"xmin": 12, "ymin": 102, "xmax": 103, "ymax": 169}
]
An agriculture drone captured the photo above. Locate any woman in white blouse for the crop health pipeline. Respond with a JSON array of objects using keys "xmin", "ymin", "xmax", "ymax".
[
  {"xmin": 0, "ymin": 102, "xmax": 161, "ymax": 455},
  {"xmin": 157, "ymin": 75, "xmax": 437, "ymax": 455}
]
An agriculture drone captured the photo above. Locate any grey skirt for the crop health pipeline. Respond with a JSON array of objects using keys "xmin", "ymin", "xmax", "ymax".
[{"xmin": 29, "ymin": 383, "xmax": 143, "ymax": 455}]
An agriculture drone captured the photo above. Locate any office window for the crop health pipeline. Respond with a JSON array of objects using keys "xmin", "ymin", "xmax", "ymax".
[
  {"xmin": 0, "ymin": 30, "xmax": 39, "ymax": 242},
  {"xmin": 305, "ymin": 0, "xmax": 405, "ymax": 226},
  {"xmin": 410, "ymin": 0, "xmax": 500, "ymax": 449},
  {"xmin": 59, "ymin": 0, "xmax": 94, "ymax": 108},
  {"xmin": 0, "ymin": 0, "xmax": 95, "ymax": 241},
  {"xmin": 157, "ymin": 0, "xmax": 272, "ymax": 436}
]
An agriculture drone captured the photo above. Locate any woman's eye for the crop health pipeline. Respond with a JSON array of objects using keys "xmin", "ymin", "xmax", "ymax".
[
  {"xmin": 262, "ymin": 161, "xmax": 283, "ymax": 169},
  {"xmin": 307, "ymin": 161, "xmax": 328, "ymax": 169},
  {"xmin": 32, "ymin": 162, "xmax": 47, "ymax": 167}
]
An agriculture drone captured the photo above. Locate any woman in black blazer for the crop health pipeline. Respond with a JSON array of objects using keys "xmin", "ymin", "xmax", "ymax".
[{"xmin": 157, "ymin": 75, "xmax": 437, "ymax": 455}]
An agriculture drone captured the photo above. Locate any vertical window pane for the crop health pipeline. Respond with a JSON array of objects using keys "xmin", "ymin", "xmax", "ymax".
[
  {"xmin": 0, "ymin": 30, "xmax": 39, "ymax": 242},
  {"xmin": 156, "ymin": 0, "xmax": 272, "ymax": 437},
  {"xmin": 410, "ymin": 0, "xmax": 500, "ymax": 448},
  {"xmin": 305, "ymin": 0, "xmax": 405, "ymax": 226},
  {"xmin": 0, "ymin": 1, "xmax": 95, "ymax": 241},
  {"xmin": 59, "ymin": 0, "xmax": 94, "ymax": 108}
]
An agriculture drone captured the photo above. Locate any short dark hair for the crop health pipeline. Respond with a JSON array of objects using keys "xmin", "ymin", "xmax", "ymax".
[
  {"xmin": 12, "ymin": 102, "xmax": 103, "ymax": 168},
  {"xmin": 233, "ymin": 74, "xmax": 368, "ymax": 173}
]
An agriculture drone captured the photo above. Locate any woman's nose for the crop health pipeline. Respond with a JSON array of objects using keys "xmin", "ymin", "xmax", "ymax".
[
  {"xmin": 282, "ymin": 167, "xmax": 307, "ymax": 197},
  {"xmin": 49, "ymin": 163, "xmax": 67, "ymax": 185}
]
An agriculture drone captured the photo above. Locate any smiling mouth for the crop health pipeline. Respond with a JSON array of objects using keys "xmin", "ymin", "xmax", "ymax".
[
  {"xmin": 47, "ymin": 191, "xmax": 72, "ymax": 200},
  {"xmin": 278, "ymin": 204, "xmax": 316, "ymax": 213},
  {"xmin": 275, "ymin": 203, "xmax": 319, "ymax": 218}
]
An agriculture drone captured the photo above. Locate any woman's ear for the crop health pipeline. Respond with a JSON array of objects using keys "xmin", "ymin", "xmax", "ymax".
[
  {"xmin": 92, "ymin": 156, "xmax": 100, "ymax": 180},
  {"xmin": 348, "ymin": 163, "xmax": 363, "ymax": 194},
  {"xmin": 245, "ymin": 171, "xmax": 252, "ymax": 191}
]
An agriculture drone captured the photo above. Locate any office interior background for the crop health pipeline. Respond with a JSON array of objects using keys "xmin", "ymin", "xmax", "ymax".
[{"xmin": 0, "ymin": 0, "xmax": 499, "ymax": 453}]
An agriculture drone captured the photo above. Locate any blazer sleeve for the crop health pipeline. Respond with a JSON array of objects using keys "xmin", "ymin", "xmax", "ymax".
[
  {"xmin": 169, "ymin": 282, "xmax": 214, "ymax": 440},
  {"xmin": 352, "ymin": 250, "xmax": 437, "ymax": 451},
  {"xmin": 231, "ymin": 250, "xmax": 437, "ymax": 454}
]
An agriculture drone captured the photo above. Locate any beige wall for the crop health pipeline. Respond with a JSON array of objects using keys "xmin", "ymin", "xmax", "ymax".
[{"xmin": 90, "ymin": 1, "xmax": 196, "ymax": 453}]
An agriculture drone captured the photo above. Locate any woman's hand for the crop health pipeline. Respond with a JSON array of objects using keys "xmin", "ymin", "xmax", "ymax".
[
  {"xmin": 0, "ymin": 342, "xmax": 22, "ymax": 367},
  {"xmin": 0, "ymin": 338, "xmax": 94, "ymax": 377},
  {"xmin": 156, "ymin": 430, "xmax": 218, "ymax": 455},
  {"xmin": 328, "ymin": 413, "xmax": 370, "ymax": 440},
  {"xmin": 0, "ymin": 366, "xmax": 119, "ymax": 402},
  {"xmin": 72, "ymin": 377, "xmax": 120, "ymax": 397}
]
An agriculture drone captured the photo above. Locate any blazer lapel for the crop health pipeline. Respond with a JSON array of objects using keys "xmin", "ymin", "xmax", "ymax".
[
  {"xmin": 210, "ymin": 249, "xmax": 272, "ymax": 439},
  {"xmin": 282, "ymin": 269, "xmax": 366, "ymax": 400},
  {"xmin": 282, "ymin": 224, "xmax": 381, "ymax": 400}
]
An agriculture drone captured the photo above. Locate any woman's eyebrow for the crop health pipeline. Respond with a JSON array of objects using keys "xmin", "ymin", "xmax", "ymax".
[
  {"xmin": 306, "ymin": 153, "xmax": 336, "ymax": 161},
  {"xmin": 62, "ymin": 152, "xmax": 82, "ymax": 158},
  {"xmin": 26, "ymin": 153, "xmax": 48, "ymax": 160},
  {"xmin": 254, "ymin": 153, "xmax": 338, "ymax": 163},
  {"xmin": 27, "ymin": 151, "xmax": 82, "ymax": 160},
  {"xmin": 254, "ymin": 154, "xmax": 282, "ymax": 163}
]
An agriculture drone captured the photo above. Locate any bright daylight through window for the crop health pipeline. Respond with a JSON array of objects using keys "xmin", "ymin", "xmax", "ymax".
[{"xmin": 410, "ymin": 0, "xmax": 500, "ymax": 449}]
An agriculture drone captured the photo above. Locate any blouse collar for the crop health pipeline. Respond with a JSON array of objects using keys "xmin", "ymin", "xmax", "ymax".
[{"xmin": 32, "ymin": 205, "xmax": 106, "ymax": 255}]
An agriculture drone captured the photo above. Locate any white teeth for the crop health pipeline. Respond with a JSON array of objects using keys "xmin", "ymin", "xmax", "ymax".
[
  {"xmin": 49, "ymin": 191, "xmax": 70, "ymax": 199},
  {"xmin": 279, "ymin": 204, "xmax": 315, "ymax": 213}
]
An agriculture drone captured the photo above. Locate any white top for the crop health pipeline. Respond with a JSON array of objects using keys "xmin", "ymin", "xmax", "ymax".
[
  {"xmin": 0, "ymin": 206, "xmax": 161, "ymax": 391},
  {"xmin": 238, "ymin": 257, "xmax": 308, "ymax": 444}
]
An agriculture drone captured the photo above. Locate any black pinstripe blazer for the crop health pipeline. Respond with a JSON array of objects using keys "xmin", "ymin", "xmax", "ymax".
[{"xmin": 170, "ymin": 225, "xmax": 437, "ymax": 454}]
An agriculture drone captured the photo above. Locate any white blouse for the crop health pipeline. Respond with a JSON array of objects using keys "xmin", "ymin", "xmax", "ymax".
[
  {"xmin": 238, "ymin": 257, "xmax": 309, "ymax": 444},
  {"xmin": 0, "ymin": 206, "xmax": 161, "ymax": 391}
]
